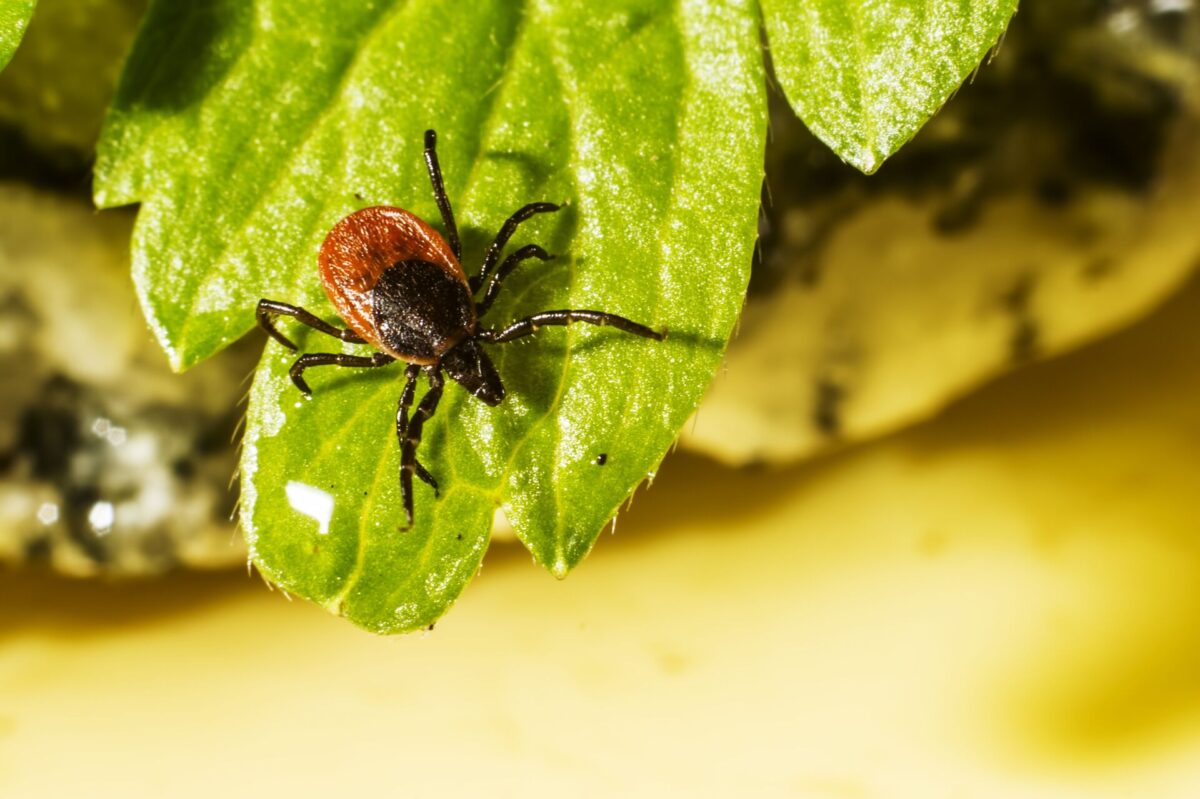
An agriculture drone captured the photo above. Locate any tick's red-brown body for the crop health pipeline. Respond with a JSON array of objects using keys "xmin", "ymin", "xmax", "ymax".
[
  {"xmin": 318, "ymin": 206, "xmax": 473, "ymax": 365},
  {"xmin": 256, "ymin": 129, "xmax": 663, "ymax": 528}
]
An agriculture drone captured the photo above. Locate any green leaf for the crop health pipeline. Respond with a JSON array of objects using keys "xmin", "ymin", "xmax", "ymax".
[
  {"xmin": 97, "ymin": 0, "xmax": 765, "ymax": 633},
  {"xmin": 0, "ymin": 0, "xmax": 35, "ymax": 72},
  {"xmin": 761, "ymin": 0, "xmax": 1018, "ymax": 173}
]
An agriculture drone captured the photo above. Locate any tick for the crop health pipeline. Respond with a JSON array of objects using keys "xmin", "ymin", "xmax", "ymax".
[{"xmin": 257, "ymin": 130, "xmax": 664, "ymax": 528}]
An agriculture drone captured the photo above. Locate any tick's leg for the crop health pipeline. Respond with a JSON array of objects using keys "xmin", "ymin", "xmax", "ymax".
[
  {"xmin": 475, "ymin": 244, "xmax": 554, "ymax": 317},
  {"xmin": 413, "ymin": 461, "xmax": 439, "ymax": 494},
  {"xmin": 483, "ymin": 310, "xmax": 666, "ymax": 344},
  {"xmin": 396, "ymin": 364, "xmax": 440, "ymax": 500},
  {"xmin": 288, "ymin": 351, "xmax": 393, "ymax": 396},
  {"xmin": 423, "ymin": 130, "xmax": 462, "ymax": 262},
  {"xmin": 257, "ymin": 299, "xmax": 365, "ymax": 351},
  {"xmin": 473, "ymin": 202, "xmax": 561, "ymax": 293},
  {"xmin": 398, "ymin": 367, "xmax": 445, "ymax": 529}
]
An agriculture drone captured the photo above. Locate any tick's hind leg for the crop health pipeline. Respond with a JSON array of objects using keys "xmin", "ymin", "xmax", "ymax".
[
  {"xmin": 397, "ymin": 366, "xmax": 445, "ymax": 529},
  {"xmin": 396, "ymin": 364, "xmax": 439, "ymax": 494},
  {"xmin": 484, "ymin": 310, "xmax": 665, "ymax": 344},
  {"xmin": 413, "ymin": 460, "xmax": 439, "ymax": 496},
  {"xmin": 288, "ymin": 351, "xmax": 393, "ymax": 396},
  {"xmin": 257, "ymin": 299, "xmax": 365, "ymax": 351}
]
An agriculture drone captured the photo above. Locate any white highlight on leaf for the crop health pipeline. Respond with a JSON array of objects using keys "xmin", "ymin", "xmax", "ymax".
[
  {"xmin": 258, "ymin": 367, "xmax": 291, "ymax": 438},
  {"xmin": 394, "ymin": 602, "xmax": 420, "ymax": 626},
  {"xmin": 424, "ymin": 567, "xmax": 455, "ymax": 600},
  {"xmin": 285, "ymin": 481, "xmax": 334, "ymax": 535}
]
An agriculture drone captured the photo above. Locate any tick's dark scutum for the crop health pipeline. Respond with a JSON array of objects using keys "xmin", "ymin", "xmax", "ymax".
[{"xmin": 371, "ymin": 259, "xmax": 475, "ymax": 360}]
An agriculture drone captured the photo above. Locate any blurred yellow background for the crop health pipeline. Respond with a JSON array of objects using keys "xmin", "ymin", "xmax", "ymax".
[
  {"xmin": 2, "ymin": 1, "xmax": 1198, "ymax": 795},
  {"xmin": 3, "ymin": 272, "xmax": 1198, "ymax": 796}
]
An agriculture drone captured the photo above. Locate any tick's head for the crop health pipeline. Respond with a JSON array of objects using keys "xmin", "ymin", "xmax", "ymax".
[{"xmin": 442, "ymin": 338, "xmax": 505, "ymax": 406}]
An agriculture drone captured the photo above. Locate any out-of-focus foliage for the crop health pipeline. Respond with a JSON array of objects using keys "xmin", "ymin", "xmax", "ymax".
[
  {"xmin": 761, "ymin": 0, "xmax": 1018, "ymax": 172},
  {"xmin": 0, "ymin": 0, "xmax": 35, "ymax": 73},
  {"xmin": 0, "ymin": 0, "xmax": 145, "ymax": 160}
]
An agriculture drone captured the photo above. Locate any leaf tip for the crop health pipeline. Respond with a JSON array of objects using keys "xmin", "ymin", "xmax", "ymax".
[
  {"xmin": 148, "ymin": 325, "xmax": 187, "ymax": 372},
  {"xmin": 161, "ymin": 340, "xmax": 189, "ymax": 373},
  {"xmin": 843, "ymin": 145, "xmax": 886, "ymax": 176},
  {"xmin": 858, "ymin": 157, "xmax": 883, "ymax": 176},
  {"xmin": 91, "ymin": 182, "xmax": 124, "ymax": 211}
]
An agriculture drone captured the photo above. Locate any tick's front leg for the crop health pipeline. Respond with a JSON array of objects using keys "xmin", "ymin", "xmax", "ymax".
[{"xmin": 288, "ymin": 351, "xmax": 392, "ymax": 396}]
